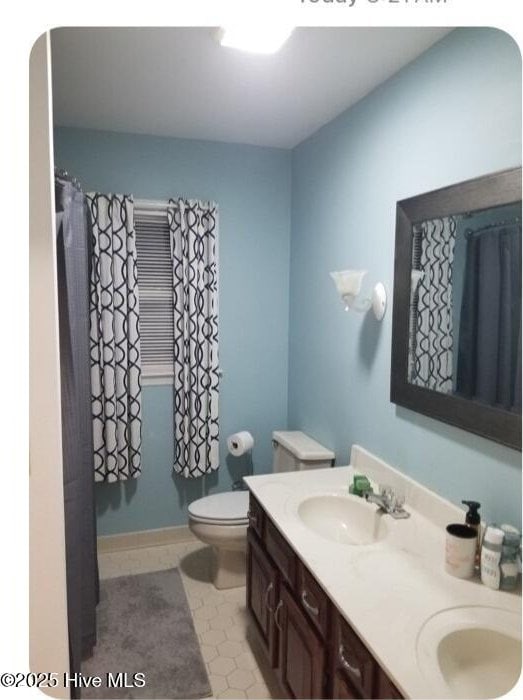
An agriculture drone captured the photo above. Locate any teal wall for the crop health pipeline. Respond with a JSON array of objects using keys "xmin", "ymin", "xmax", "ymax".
[
  {"xmin": 288, "ymin": 28, "xmax": 522, "ymax": 527},
  {"xmin": 54, "ymin": 128, "xmax": 292, "ymax": 535}
]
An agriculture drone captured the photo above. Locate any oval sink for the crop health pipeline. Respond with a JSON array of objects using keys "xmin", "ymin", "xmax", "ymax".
[
  {"xmin": 439, "ymin": 628, "xmax": 521, "ymax": 699},
  {"xmin": 416, "ymin": 606, "xmax": 521, "ymax": 699},
  {"xmin": 297, "ymin": 494, "xmax": 390, "ymax": 545}
]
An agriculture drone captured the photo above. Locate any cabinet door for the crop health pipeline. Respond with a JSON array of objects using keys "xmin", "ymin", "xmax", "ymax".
[
  {"xmin": 332, "ymin": 671, "xmax": 361, "ymax": 699},
  {"xmin": 247, "ymin": 530, "xmax": 279, "ymax": 667},
  {"xmin": 277, "ymin": 583, "xmax": 326, "ymax": 699}
]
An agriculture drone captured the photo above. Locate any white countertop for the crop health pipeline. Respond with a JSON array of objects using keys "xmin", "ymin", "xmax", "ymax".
[{"xmin": 244, "ymin": 446, "xmax": 521, "ymax": 699}]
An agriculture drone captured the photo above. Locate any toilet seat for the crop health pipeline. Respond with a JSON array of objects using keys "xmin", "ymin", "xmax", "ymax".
[{"xmin": 188, "ymin": 491, "xmax": 249, "ymax": 526}]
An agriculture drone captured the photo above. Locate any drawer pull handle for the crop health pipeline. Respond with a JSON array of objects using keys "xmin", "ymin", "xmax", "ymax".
[
  {"xmin": 264, "ymin": 582, "xmax": 274, "ymax": 613},
  {"xmin": 274, "ymin": 600, "xmax": 284, "ymax": 631},
  {"xmin": 301, "ymin": 590, "xmax": 319, "ymax": 616},
  {"xmin": 247, "ymin": 510, "xmax": 258, "ymax": 528},
  {"xmin": 338, "ymin": 644, "xmax": 362, "ymax": 680}
]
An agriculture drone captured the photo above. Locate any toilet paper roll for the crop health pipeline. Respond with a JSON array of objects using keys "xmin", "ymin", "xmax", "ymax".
[{"xmin": 227, "ymin": 431, "xmax": 254, "ymax": 457}]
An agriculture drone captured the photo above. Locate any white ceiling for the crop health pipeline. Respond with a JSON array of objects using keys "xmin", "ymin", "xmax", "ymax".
[{"xmin": 51, "ymin": 27, "xmax": 452, "ymax": 149}]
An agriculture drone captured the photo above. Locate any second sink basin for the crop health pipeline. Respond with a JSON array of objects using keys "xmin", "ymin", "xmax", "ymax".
[
  {"xmin": 297, "ymin": 494, "xmax": 390, "ymax": 545},
  {"xmin": 416, "ymin": 606, "xmax": 522, "ymax": 699}
]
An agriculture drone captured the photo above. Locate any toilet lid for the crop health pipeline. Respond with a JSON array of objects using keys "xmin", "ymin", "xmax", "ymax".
[{"xmin": 188, "ymin": 491, "xmax": 249, "ymax": 524}]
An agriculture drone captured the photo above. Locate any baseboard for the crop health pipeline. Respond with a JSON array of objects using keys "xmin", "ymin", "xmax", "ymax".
[{"xmin": 97, "ymin": 525, "xmax": 197, "ymax": 553}]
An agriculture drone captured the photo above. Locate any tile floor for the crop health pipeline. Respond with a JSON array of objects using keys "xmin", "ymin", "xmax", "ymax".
[{"xmin": 98, "ymin": 539, "xmax": 279, "ymax": 699}]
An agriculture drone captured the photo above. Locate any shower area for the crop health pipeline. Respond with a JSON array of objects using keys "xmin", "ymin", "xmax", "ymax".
[{"xmin": 53, "ymin": 169, "xmax": 223, "ymax": 698}]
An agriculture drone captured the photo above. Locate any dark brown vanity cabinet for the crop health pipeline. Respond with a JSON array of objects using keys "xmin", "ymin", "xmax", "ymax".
[
  {"xmin": 246, "ymin": 494, "xmax": 405, "ymax": 700},
  {"xmin": 247, "ymin": 499, "xmax": 327, "ymax": 697},
  {"xmin": 277, "ymin": 581, "xmax": 326, "ymax": 699}
]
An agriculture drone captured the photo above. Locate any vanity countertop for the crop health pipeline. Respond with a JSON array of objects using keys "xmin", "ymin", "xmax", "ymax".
[{"xmin": 244, "ymin": 446, "xmax": 521, "ymax": 699}]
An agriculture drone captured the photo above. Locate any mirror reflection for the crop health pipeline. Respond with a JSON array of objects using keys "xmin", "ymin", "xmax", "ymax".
[{"xmin": 408, "ymin": 201, "xmax": 522, "ymax": 414}]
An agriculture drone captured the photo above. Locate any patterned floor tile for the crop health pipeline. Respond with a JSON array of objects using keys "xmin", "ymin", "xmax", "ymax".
[{"xmin": 99, "ymin": 539, "xmax": 277, "ymax": 699}]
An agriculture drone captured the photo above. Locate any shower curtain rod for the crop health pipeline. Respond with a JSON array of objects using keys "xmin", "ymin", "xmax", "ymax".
[{"xmin": 466, "ymin": 217, "xmax": 521, "ymax": 236}]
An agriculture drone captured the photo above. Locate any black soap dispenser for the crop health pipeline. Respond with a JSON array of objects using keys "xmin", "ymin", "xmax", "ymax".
[{"xmin": 462, "ymin": 500, "xmax": 481, "ymax": 565}]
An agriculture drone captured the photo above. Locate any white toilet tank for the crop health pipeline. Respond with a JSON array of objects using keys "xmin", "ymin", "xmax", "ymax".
[{"xmin": 272, "ymin": 431, "xmax": 335, "ymax": 472}]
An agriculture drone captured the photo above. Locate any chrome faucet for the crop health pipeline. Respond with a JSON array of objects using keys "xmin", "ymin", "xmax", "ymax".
[{"xmin": 363, "ymin": 484, "xmax": 410, "ymax": 519}]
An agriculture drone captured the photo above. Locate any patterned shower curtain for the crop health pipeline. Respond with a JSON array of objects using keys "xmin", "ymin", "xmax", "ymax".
[
  {"xmin": 87, "ymin": 193, "xmax": 143, "ymax": 482},
  {"xmin": 410, "ymin": 216, "xmax": 457, "ymax": 393},
  {"xmin": 167, "ymin": 198, "xmax": 220, "ymax": 478}
]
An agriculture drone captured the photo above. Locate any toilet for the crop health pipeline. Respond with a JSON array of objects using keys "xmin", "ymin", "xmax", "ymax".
[{"xmin": 188, "ymin": 431, "xmax": 335, "ymax": 589}]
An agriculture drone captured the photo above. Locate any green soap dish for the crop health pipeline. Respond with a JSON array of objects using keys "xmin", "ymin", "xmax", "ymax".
[{"xmin": 349, "ymin": 474, "xmax": 373, "ymax": 498}]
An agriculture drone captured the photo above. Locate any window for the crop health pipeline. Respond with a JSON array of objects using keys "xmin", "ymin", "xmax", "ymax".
[{"xmin": 134, "ymin": 203, "xmax": 174, "ymax": 381}]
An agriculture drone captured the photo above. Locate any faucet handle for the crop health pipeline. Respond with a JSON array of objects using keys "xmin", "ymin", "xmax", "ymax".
[
  {"xmin": 379, "ymin": 484, "xmax": 405, "ymax": 511},
  {"xmin": 379, "ymin": 484, "xmax": 394, "ymax": 505}
]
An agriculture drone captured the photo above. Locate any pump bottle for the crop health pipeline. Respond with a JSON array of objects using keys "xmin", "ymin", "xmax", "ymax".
[{"xmin": 462, "ymin": 500, "xmax": 481, "ymax": 566}]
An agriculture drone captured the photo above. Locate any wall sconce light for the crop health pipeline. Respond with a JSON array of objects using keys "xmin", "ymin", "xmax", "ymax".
[{"xmin": 330, "ymin": 269, "xmax": 387, "ymax": 321}]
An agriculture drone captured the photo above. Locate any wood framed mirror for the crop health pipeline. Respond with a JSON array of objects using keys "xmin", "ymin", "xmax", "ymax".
[{"xmin": 391, "ymin": 167, "xmax": 522, "ymax": 450}]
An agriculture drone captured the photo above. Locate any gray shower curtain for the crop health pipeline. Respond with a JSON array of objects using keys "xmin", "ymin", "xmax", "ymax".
[
  {"xmin": 456, "ymin": 224, "xmax": 522, "ymax": 411},
  {"xmin": 55, "ymin": 176, "xmax": 99, "ymax": 692}
]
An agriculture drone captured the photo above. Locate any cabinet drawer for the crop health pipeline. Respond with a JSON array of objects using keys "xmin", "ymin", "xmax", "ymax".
[
  {"xmin": 265, "ymin": 517, "xmax": 296, "ymax": 588},
  {"xmin": 333, "ymin": 613, "xmax": 376, "ymax": 698},
  {"xmin": 296, "ymin": 562, "xmax": 330, "ymax": 639},
  {"xmin": 248, "ymin": 494, "xmax": 265, "ymax": 540}
]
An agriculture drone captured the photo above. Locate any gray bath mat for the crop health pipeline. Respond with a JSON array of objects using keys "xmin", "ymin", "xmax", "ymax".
[{"xmin": 82, "ymin": 568, "xmax": 212, "ymax": 699}]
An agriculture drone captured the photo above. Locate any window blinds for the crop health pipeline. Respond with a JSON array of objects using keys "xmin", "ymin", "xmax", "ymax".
[{"xmin": 134, "ymin": 207, "xmax": 174, "ymax": 377}]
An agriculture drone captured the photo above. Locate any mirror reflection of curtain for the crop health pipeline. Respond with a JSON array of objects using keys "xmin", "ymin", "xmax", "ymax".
[
  {"xmin": 410, "ymin": 216, "xmax": 457, "ymax": 392},
  {"xmin": 456, "ymin": 224, "xmax": 522, "ymax": 412}
]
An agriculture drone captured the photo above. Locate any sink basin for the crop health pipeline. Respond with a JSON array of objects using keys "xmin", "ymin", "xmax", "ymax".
[
  {"xmin": 297, "ymin": 494, "xmax": 390, "ymax": 545},
  {"xmin": 416, "ymin": 606, "xmax": 521, "ymax": 699},
  {"xmin": 438, "ymin": 628, "xmax": 521, "ymax": 698}
]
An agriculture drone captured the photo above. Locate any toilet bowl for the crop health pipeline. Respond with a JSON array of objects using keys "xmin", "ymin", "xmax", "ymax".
[
  {"xmin": 188, "ymin": 431, "xmax": 335, "ymax": 589},
  {"xmin": 188, "ymin": 491, "xmax": 249, "ymax": 589}
]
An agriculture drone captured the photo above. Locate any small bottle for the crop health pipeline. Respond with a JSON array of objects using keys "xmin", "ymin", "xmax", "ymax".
[
  {"xmin": 500, "ymin": 523, "xmax": 521, "ymax": 549},
  {"xmin": 499, "ymin": 524, "xmax": 521, "ymax": 591},
  {"xmin": 462, "ymin": 500, "xmax": 481, "ymax": 566},
  {"xmin": 480, "ymin": 525, "xmax": 504, "ymax": 589}
]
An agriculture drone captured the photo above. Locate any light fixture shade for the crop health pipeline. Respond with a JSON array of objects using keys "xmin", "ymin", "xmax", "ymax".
[
  {"xmin": 217, "ymin": 25, "xmax": 294, "ymax": 54},
  {"xmin": 330, "ymin": 269, "xmax": 387, "ymax": 319},
  {"xmin": 330, "ymin": 270, "xmax": 367, "ymax": 299}
]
